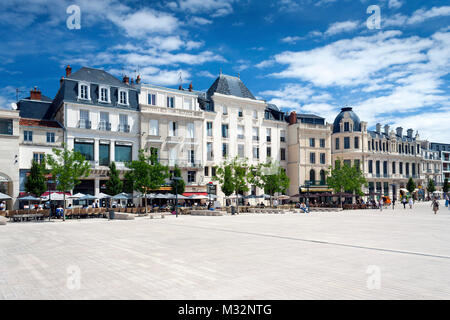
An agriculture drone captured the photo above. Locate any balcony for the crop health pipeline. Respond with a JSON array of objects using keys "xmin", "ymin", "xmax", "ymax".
[
  {"xmin": 78, "ymin": 119, "xmax": 91, "ymax": 129},
  {"xmin": 304, "ymin": 180, "xmax": 327, "ymax": 186},
  {"xmin": 163, "ymin": 159, "xmax": 202, "ymax": 168},
  {"xmin": 98, "ymin": 121, "xmax": 111, "ymax": 131},
  {"xmin": 166, "ymin": 136, "xmax": 182, "ymax": 143},
  {"xmin": 118, "ymin": 124, "xmax": 130, "ymax": 133}
]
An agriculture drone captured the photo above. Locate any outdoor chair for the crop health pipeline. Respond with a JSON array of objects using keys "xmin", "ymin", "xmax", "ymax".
[{"xmin": 126, "ymin": 208, "xmax": 132, "ymax": 213}]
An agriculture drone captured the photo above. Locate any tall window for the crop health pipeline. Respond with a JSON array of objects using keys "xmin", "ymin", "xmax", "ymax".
[
  {"xmin": 320, "ymin": 153, "xmax": 325, "ymax": 164},
  {"xmin": 188, "ymin": 171, "xmax": 196, "ymax": 183},
  {"xmin": 0, "ymin": 119, "xmax": 13, "ymax": 135},
  {"xmin": 237, "ymin": 125, "xmax": 244, "ymax": 139},
  {"xmin": 188, "ymin": 149, "xmax": 195, "ymax": 164},
  {"xmin": 310, "ymin": 152, "xmax": 315, "ymax": 164},
  {"xmin": 99, "ymin": 87, "xmax": 109, "ymax": 103},
  {"xmin": 280, "ymin": 130, "xmax": 286, "ymax": 142},
  {"xmin": 115, "ymin": 144, "xmax": 132, "ymax": 162},
  {"xmin": 354, "ymin": 159, "xmax": 360, "ymax": 171},
  {"xmin": 320, "ymin": 139, "xmax": 325, "ymax": 148},
  {"xmin": 392, "ymin": 162, "xmax": 396, "ymax": 174},
  {"xmin": 33, "ymin": 153, "xmax": 45, "ymax": 164},
  {"xmin": 207, "ymin": 142, "xmax": 213, "ymax": 160},
  {"xmin": 206, "ymin": 122, "xmax": 213, "ymax": 137},
  {"xmin": 335, "ymin": 138, "xmax": 340, "ymax": 150},
  {"xmin": 376, "ymin": 161, "xmax": 380, "ymax": 175},
  {"xmin": 74, "ymin": 141, "xmax": 94, "ymax": 161},
  {"xmin": 24, "ymin": 130, "xmax": 33, "ymax": 142},
  {"xmin": 222, "ymin": 124, "xmax": 229, "ymax": 138},
  {"xmin": 222, "ymin": 143, "xmax": 228, "ymax": 158},
  {"xmin": 148, "ymin": 93, "xmax": 156, "ymax": 106},
  {"xmin": 354, "ymin": 137, "xmax": 359, "ymax": 149},
  {"xmin": 266, "ymin": 146, "xmax": 271, "ymax": 158},
  {"xmin": 320, "ymin": 170, "xmax": 326, "ymax": 184},
  {"xmin": 399, "ymin": 162, "xmax": 403, "ymax": 174},
  {"xmin": 99, "ymin": 143, "xmax": 110, "ymax": 166},
  {"xmin": 183, "ymin": 98, "xmax": 192, "ymax": 110},
  {"xmin": 79, "ymin": 110, "xmax": 90, "ymax": 129},
  {"xmin": 99, "ymin": 112, "xmax": 110, "ymax": 131},
  {"xmin": 310, "ymin": 169, "xmax": 316, "ymax": 183},
  {"xmin": 167, "ymin": 96, "xmax": 174, "ymax": 108},
  {"xmin": 238, "ymin": 108, "xmax": 243, "ymax": 117},
  {"xmin": 309, "ymin": 138, "xmax": 315, "ymax": 147},
  {"xmin": 368, "ymin": 160, "xmax": 373, "ymax": 173},
  {"xmin": 46, "ymin": 132, "xmax": 55, "ymax": 143},
  {"xmin": 266, "ymin": 128, "xmax": 271, "ymax": 142},
  {"xmin": 79, "ymin": 84, "xmax": 89, "ymax": 100},
  {"xmin": 187, "ymin": 122, "xmax": 194, "ymax": 139},
  {"xmin": 344, "ymin": 137, "xmax": 350, "ymax": 149},
  {"xmin": 253, "ymin": 146, "xmax": 259, "ymax": 159},
  {"xmin": 253, "ymin": 110, "xmax": 258, "ymax": 119},
  {"xmin": 222, "ymin": 106, "xmax": 228, "ymax": 115},
  {"xmin": 252, "ymin": 127, "xmax": 259, "ymax": 141},
  {"xmin": 280, "ymin": 148, "xmax": 286, "ymax": 161},
  {"xmin": 204, "ymin": 166, "xmax": 209, "ymax": 177},
  {"xmin": 119, "ymin": 114, "xmax": 129, "ymax": 132},
  {"xmin": 149, "ymin": 119, "xmax": 159, "ymax": 136},
  {"xmin": 238, "ymin": 144, "xmax": 244, "ymax": 158},
  {"xmin": 119, "ymin": 90, "xmax": 128, "ymax": 105},
  {"xmin": 344, "ymin": 122, "xmax": 350, "ymax": 132},
  {"xmin": 169, "ymin": 121, "xmax": 178, "ymax": 136}
]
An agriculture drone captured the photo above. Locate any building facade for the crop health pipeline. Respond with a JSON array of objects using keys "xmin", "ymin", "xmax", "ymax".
[{"xmin": 430, "ymin": 142, "xmax": 450, "ymax": 184}]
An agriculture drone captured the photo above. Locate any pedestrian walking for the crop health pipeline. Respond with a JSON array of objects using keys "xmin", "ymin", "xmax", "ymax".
[
  {"xmin": 392, "ymin": 197, "xmax": 396, "ymax": 210},
  {"xmin": 379, "ymin": 197, "xmax": 383, "ymax": 211},
  {"xmin": 408, "ymin": 198, "xmax": 413, "ymax": 209},
  {"xmin": 445, "ymin": 194, "xmax": 449, "ymax": 208},
  {"xmin": 431, "ymin": 198, "xmax": 439, "ymax": 214},
  {"xmin": 402, "ymin": 197, "xmax": 407, "ymax": 209}
]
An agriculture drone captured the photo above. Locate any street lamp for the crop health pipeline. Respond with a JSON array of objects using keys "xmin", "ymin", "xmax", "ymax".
[
  {"xmin": 172, "ymin": 176, "xmax": 182, "ymax": 218},
  {"xmin": 207, "ymin": 181, "xmax": 213, "ymax": 209}
]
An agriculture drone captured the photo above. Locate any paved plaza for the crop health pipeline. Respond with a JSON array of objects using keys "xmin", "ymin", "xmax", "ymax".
[{"xmin": 1, "ymin": 201, "xmax": 450, "ymax": 300}]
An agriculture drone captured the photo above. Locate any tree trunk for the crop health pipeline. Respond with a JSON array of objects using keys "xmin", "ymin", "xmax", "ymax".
[
  {"xmin": 63, "ymin": 193, "xmax": 66, "ymax": 221},
  {"xmin": 145, "ymin": 194, "xmax": 148, "ymax": 215},
  {"xmin": 235, "ymin": 192, "xmax": 239, "ymax": 214}
]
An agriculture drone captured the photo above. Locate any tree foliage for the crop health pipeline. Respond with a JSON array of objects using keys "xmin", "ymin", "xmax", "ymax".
[
  {"xmin": 125, "ymin": 149, "xmax": 169, "ymax": 214},
  {"xmin": 443, "ymin": 178, "xmax": 449, "ymax": 194},
  {"xmin": 106, "ymin": 161, "xmax": 123, "ymax": 196},
  {"xmin": 46, "ymin": 144, "xmax": 91, "ymax": 220},
  {"xmin": 427, "ymin": 178, "xmax": 436, "ymax": 196},
  {"xmin": 406, "ymin": 177, "xmax": 416, "ymax": 194},
  {"xmin": 326, "ymin": 159, "xmax": 367, "ymax": 203},
  {"xmin": 170, "ymin": 165, "xmax": 185, "ymax": 195},
  {"xmin": 25, "ymin": 160, "xmax": 47, "ymax": 198}
]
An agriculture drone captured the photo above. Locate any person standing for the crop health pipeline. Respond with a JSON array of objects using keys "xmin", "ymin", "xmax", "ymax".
[
  {"xmin": 392, "ymin": 197, "xmax": 396, "ymax": 210},
  {"xmin": 409, "ymin": 197, "xmax": 413, "ymax": 209},
  {"xmin": 445, "ymin": 194, "xmax": 449, "ymax": 208},
  {"xmin": 402, "ymin": 197, "xmax": 407, "ymax": 209},
  {"xmin": 431, "ymin": 198, "xmax": 439, "ymax": 214}
]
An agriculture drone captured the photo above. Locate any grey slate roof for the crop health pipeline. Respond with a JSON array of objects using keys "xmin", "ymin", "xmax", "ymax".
[
  {"xmin": 207, "ymin": 74, "xmax": 256, "ymax": 100},
  {"xmin": 17, "ymin": 95, "xmax": 54, "ymax": 120},
  {"xmin": 333, "ymin": 107, "xmax": 361, "ymax": 133},
  {"xmin": 67, "ymin": 67, "xmax": 134, "ymax": 89}
]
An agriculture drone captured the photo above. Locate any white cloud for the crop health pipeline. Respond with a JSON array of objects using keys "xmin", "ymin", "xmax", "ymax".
[
  {"xmin": 281, "ymin": 36, "xmax": 302, "ymax": 44},
  {"xmin": 408, "ymin": 6, "xmax": 450, "ymax": 24},
  {"xmin": 141, "ymin": 69, "xmax": 192, "ymax": 86},
  {"xmin": 197, "ymin": 70, "xmax": 216, "ymax": 78},
  {"xmin": 388, "ymin": 0, "xmax": 403, "ymax": 9},
  {"xmin": 325, "ymin": 20, "xmax": 360, "ymax": 36},
  {"xmin": 190, "ymin": 17, "xmax": 213, "ymax": 25},
  {"xmin": 170, "ymin": 0, "xmax": 235, "ymax": 17}
]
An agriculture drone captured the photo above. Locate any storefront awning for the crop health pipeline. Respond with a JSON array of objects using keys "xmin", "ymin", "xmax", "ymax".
[
  {"xmin": 300, "ymin": 188, "xmax": 333, "ymax": 192},
  {"xmin": 183, "ymin": 192, "xmax": 208, "ymax": 196}
]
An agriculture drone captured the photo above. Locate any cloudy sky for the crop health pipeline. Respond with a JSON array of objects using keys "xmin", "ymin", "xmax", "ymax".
[{"xmin": 0, "ymin": 0, "xmax": 449, "ymax": 142}]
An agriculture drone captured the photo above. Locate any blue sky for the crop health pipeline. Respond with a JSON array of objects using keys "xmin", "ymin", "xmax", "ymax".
[{"xmin": 1, "ymin": 0, "xmax": 449, "ymax": 142}]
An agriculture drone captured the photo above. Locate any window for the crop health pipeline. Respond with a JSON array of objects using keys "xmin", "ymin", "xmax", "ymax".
[
  {"xmin": 148, "ymin": 93, "xmax": 156, "ymax": 106},
  {"xmin": 204, "ymin": 166, "xmax": 209, "ymax": 177},
  {"xmin": 376, "ymin": 161, "xmax": 380, "ymax": 174},
  {"xmin": 149, "ymin": 119, "xmax": 159, "ymax": 136},
  {"xmin": 222, "ymin": 124, "xmax": 229, "ymax": 138},
  {"xmin": 150, "ymin": 147, "xmax": 158, "ymax": 160},
  {"xmin": 354, "ymin": 137, "xmax": 359, "ymax": 149},
  {"xmin": 79, "ymin": 83, "xmax": 90, "ymax": 100},
  {"xmin": 222, "ymin": 106, "xmax": 228, "ymax": 115},
  {"xmin": 252, "ymin": 127, "xmax": 259, "ymax": 141},
  {"xmin": 281, "ymin": 148, "xmax": 286, "ymax": 161},
  {"xmin": 238, "ymin": 108, "xmax": 243, "ymax": 117},
  {"xmin": 119, "ymin": 114, "xmax": 129, "ymax": 132},
  {"xmin": 99, "ymin": 87, "xmax": 109, "ymax": 103},
  {"xmin": 320, "ymin": 153, "xmax": 325, "ymax": 164},
  {"xmin": 167, "ymin": 96, "xmax": 175, "ymax": 108},
  {"xmin": 188, "ymin": 149, "xmax": 195, "ymax": 164},
  {"xmin": 309, "ymin": 169, "xmax": 315, "ymax": 183},
  {"xmin": 354, "ymin": 159, "xmax": 360, "ymax": 171},
  {"xmin": 169, "ymin": 147, "xmax": 177, "ymax": 166},
  {"xmin": 212, "ymin": 167, "xmax": 216, "ymax": 177},
  {"xmin": 253, "ymin": 146, "xmax": 259, "ymax": 159},
  {"xmin": 169, "ymin": 121, "xmax": 178, "ymax": 136},
  {"xmin": 344, "ymin": 137, "xmax": 350, "ymax": 149},
  {"xmin": 187, "ymin": 123, "xmax": 194, "ymax": 139},
  {"xmin": 344, "ymin": 160, "xmax": 351, "ymax": 167},
  {"xmin": 24, "ymin": 130, "xmax": 33, "ymax": 142},
  {"xmin": 206, "ymin": 122, "xmax": 213, "ymax": 137},
  {"xmin": 33, "ymin": 153, "xmax": 45, "ymax": 164},
  {"xmin": 74, "ymin": 141, "xmax": 94, "ymax": 161},
  {"xmin": 99, "ymin": 143, "xmax": 110, "ymax": 166},
  {"xmin": 266, "ymin": 128, "xmax": 271, "ymax": 142},
  {"xmin": 392, "ymin": 162, "xmax": 396, "ymax": 174},
  {"xmin": 280, "ymin": 130, "xmax": 286, "ymax": 142},
  {"xmin": 310, "ymin": 152, "xmax": 315, "ymax": 164},
  {"xmin": 383, "ymin": 161, "xmax": 388, "ymax": 175},
  {"xmin": 0, "ymin": 119, "xmax": 13, "ymax": 135},
  {"xmin": 99, "ymin": 112, "xmax": 110, "ymax": 131},
  {"xmin": 207, "ymin": 142, "xmax": 213, "ymax": 160},
  {"xmin": 119, "ymin": 90, "xmax": 128, "ymax": 105},
  {"xmin": 399, "ymin": 162, "xmax": 403, "ymax": 174},
  {"xmin": 115, "ymin": 144, "xmax": 132, "ymax": 162},
  {"xmin": 309, "ymin": 138, "xmax": 315, "ymax": 147},
  {"xmin": 320, "ymin": 170, "xmax": 326, "ymax": 184},
  {"xmin": 368, "ymin": 160, "xmax": 373, "ymax": 173},
  {"xmin": 183, "ymin": 98, "xmax": 192, "ymax": 110},
  {"xmin": 238, "ymin": 144, "xmax": 245, "ymax": 158},
  {"xmin": 46, "ymin": 132, "xmax": 55, "ymax": 143},
  {"xmin": 344, "ymin": 122, "xmax": 350, "ymax": 132},
  {"xmin": 188, "ymin": 171, "xmax": 196, "ymax": 183},
  {"xmin": 253, "ymin": 110, "xmax": 258, "ymax": 119},
  {"xmin": 266, "ymin": 147, "xmax": 271, "ymax": 158},
  {"xmin": 335, "ymin": 138, "xmax": 340, "ymax": 150},
  {"xmin": 237, "ymin": 125, "xmax": 244, "ymax": 139},
  {"xmin": 222, "ymin": 143, "xmax": 228, "ymax": 157},
  {"xmin": 406, "ymin": 163, "xmax": 410, "ymax": 176},
  {"xmin": 320, "ymin": 139, "xmax": 325, "ymax": 148},
  {"xmin": 79, "ymin": 110, "xmax": 90, "ymax": 129}
]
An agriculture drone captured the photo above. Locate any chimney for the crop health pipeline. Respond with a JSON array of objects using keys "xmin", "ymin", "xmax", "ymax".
[
  {"xmin": 130, "ymin": 78, "xmax": 134, "ymax": 85},
  {"xmin": 30, "ymin": 87, "xmax": 41, "ymax": 101},
  {"xmin": 178, "ymin": 85, "xmax": 183, "ymax": 90},
  {"xmin": 288, "ymin": 111, "xmax": 297, "ymax": 125},
  {"xmin": 65, "ymin": 65, "xmax": 72, "ymax": 77},
  {"xmin": 135, "ymin": 75, "xmax": 141, "ymax": 84},
  {"xmin": 60, "ymin": 76, "xmax": 64, "ymax": 86},
  {"xmin": 396, "ymin": 127, "xmax": 403, "ymax": 137},
  {"xmin": 376, "ymin": 123, "xmax": 381, "ymax": 134},
  {"xmin": 384, "ymin": 124, "xmax": 389, "ymax": 136},
  {"xmin": 188, "ymin": 82, "xmax": 193, "ymax": 92},
  {"xmin": 407, "ymin": 128, "xmax": 413, "ymax": 138},
  {"xmin": 123, "ymin": 75, "xmax": 129, "ymax": 84}
]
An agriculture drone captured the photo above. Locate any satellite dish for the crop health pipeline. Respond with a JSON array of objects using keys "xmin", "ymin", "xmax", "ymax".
[{"xmin": 10, "ymin": 103, "xmax": 17, "ymax": 110}]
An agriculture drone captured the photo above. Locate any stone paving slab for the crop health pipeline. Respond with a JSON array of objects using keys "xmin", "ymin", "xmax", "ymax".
[{"xmin": 0, "ymin": 201, "xmax": 449, "ymax": 299}]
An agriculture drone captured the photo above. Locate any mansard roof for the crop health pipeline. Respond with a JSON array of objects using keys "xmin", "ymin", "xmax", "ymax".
[{"xmin": 207, "ymin": 74, "xmax": 256, "ymax": 100}]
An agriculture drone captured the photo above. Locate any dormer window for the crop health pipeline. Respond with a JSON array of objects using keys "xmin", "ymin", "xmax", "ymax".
[
  {"xmin": 344, "ymin": 122, "xmax": 350, "ymax": 132},
  {"xmin": 118, "ymin": 89, "xmax": 129, "ymax": 105},
  {"xmin": 99, "ymin": 86, "xmax": 110, "ymax": 103},
  {"xmin": 78, "ymin": 82, "xmax": 90, "ymax": 100}
]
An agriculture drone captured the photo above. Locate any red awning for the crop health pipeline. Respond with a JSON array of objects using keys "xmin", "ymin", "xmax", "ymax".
[
  {"xmin": 40, "ymin": 191, "xmax": 72, "ymax": 197},
  {"xmin": 182, "ymin": 192, "xmax": 208, "ymax": 196}
]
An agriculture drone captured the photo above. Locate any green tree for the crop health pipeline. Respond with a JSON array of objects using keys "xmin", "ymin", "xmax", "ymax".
[
  {"xmin": 406, "ymin": 177, "xmax": 416, "ymax": 197},
  {"xmin": 213, "ymin": 157, "xmax": 250, "ymax": 213},
  {"xmin": 125, "ymin": 149, "xmax": 169, "ymax": 214},
  {"xmin": 249, "ymin": 161, "xmax": 290, "ymax": 206},
  {"xmin": 170, "ymin": 165, "xmax": 185, "ymax": 195},
  {"xmin": 46, "ymin": 144, "xmax": 91, "ymax": 221},
  {"xmin": 427, "ymin": 178, "xmax": 436, "ymax": 198},
  {"xmin": 25, "ymin": 160, "xmax": 47, "ymax": 198},
  {"xmin": 106, "ymin": 161, "xmax": 123, "ymax": 196},
  {"xmin": 443, "ymin": 178, "xmax": 449, "ymax": 194}
]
